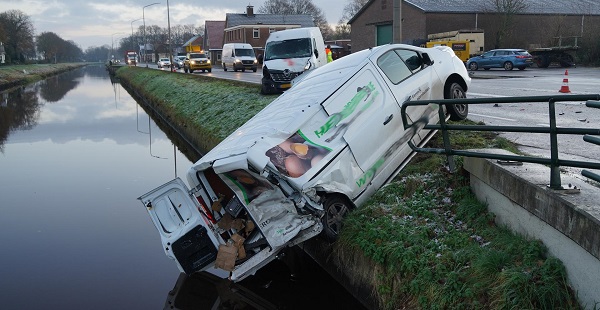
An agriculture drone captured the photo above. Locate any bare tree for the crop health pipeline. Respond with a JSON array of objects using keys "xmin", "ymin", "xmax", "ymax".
[
  {"xmin": 0, "ymin": 10, "xmax": 35, "ymax": 63},
  {"xmin": 258, "ymin": 0, "xmax": 333, "ymax": 39},
  {"xmin": 334, "ymin": 0, "xmax": 369, "ymax": 39},
  {"xmin": 481, "ymin": 0, "xmax": 528, "ymax": 48}
]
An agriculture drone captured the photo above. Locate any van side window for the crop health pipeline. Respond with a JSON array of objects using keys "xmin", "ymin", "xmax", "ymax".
[
  {"xmin": 377, "ymin": 50, "xmax": 412, "ymax": 84},
  {"xmin": 396, "ymin": 49, "xmax": 423, "ymax": 72}
]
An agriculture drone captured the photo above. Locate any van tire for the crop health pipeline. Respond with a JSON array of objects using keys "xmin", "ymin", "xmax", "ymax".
[
  {"xmin": 223, "ymin": 63, "xmax": 227, "ymax": 71},
  {"xmin": 242, "ymin": 68, "xmax": 246, "ymax": 72},
  {"xmin": 253, "ymin": 68, "xmax": 257, "ymax": 72},
  {"xmin": 321, "ymin": 194, "xmax": 353, "ymax": 242},
  {"xmin": 208, "ymin": 69, "xmax": 212, "ymax": 73},
  {"xmin": 184, "ymin": 67, "xmax": 188, "ymax": 73},
  {"xmin": 445, "ymin": 82, "xmax": 468, "ymax": 121}
]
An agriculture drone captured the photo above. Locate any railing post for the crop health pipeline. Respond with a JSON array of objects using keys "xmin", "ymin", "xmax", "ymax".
[
  {"xmin": 548, "ymin": 98, "xmax": 562, "ymax": 189},
  {"xmin": 438, "ymin": 105, "xmax": 455, "ymax": 172}
]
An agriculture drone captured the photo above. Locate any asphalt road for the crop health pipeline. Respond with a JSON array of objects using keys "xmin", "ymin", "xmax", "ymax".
[{"xmin": 466, "ymin": 66, "xmax": 600, "ymax": 163}]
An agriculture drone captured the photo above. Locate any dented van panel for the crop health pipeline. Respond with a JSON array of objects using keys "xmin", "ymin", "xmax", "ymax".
[{"xmin": 140, "ymin": 44, "xmax": 471, "ymax": 281}]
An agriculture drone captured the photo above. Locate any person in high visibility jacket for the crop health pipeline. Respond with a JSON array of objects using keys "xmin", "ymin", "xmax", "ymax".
[{"xmin": 325, "ymin": 45, "xmax": 333, "ymax": 63}]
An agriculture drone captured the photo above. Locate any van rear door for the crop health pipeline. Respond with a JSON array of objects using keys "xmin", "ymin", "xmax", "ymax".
[{"xmin": 139, "ymin": 178, "xmax": 222, "ymax": 274}]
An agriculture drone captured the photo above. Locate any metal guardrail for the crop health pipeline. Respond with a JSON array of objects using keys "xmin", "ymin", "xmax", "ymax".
[{"xmin": 400, "ymin": 94, "xmax": 600, "ymax": 190}]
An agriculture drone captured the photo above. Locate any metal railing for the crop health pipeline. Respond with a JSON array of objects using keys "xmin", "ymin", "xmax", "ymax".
[{"xmin": 400, "ymin": 94, "xmax": 600, "ymax": 189}]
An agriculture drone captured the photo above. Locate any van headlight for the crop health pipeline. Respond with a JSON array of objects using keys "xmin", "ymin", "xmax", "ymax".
[
  {"xmin": 235, "ymin": 58, "xmax": 241, "ymax": 63},
  {"xmin": 191, "ymin": 60, "xmax": 196, "ymax": 64},
  {"xmin": 304, "ymin": 60, "xmax": 312, "ymax": 71},
  {"xmin": 254, "ymin": 59, "xmax": 258, "ymax": 64},
  {"xmin": 207, "ymin": 60, "xmax": 211, "ymax": 64}
]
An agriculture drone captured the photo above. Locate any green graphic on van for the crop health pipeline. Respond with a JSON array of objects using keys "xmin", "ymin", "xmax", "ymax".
[{"xmin": 314, "ymin": 82, "xmax": 376, "ymax": 139}]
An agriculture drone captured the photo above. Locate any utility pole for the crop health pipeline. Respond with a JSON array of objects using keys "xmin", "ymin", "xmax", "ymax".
[{"xmin": 393, "ymin": 0, "xmax": 402, "ymax": 43}]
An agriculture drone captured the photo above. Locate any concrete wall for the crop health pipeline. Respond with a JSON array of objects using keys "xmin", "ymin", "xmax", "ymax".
[{"xmin": 463, "ymin": 149, "xmax": 600, "ymax": 309}]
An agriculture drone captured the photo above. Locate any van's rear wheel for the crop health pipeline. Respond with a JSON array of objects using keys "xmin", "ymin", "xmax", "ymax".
[
  {"xmin": 445, "ymin": 82, "xmax": 468, "ymax": 121},
  {"xmin": 321, "ymin": 195, "xmax": 353, "ymax": 242},
  {"xmin": 223, "ymin": 63, "xmax": 227, "ymax": 71}
]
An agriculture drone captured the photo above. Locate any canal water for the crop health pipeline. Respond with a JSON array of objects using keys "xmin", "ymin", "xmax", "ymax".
[{"xmin": 0, "ymin": 65, "xmax": 367, "ymax": 309}]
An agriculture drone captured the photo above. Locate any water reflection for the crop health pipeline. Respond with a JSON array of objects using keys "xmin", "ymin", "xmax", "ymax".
[
  {"xmin": 165, "ymin": 272, "xmax": 277, "ymax": 310},
  {"xmin": 0, "ymin": 84, "xmax": 42, "ymax": 152},
  {"xmin": 39, "ymin": 69, "xmax": 84, "ymax": 102}
]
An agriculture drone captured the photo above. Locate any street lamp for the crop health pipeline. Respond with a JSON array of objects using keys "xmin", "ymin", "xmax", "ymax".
[
  {"xmin": 143, "ymin": 2, "xmax": 160, "ymax": 68},
  {"xmin": 131, "ymin": 18, "xmax": 142, "ymax": 53},
  {"xmin": 167, "ymin": 0, "xmax": 173, "ymax": 72},
  {"xmin": 111, "ymin": 32, "xmax": 124, "ymax": 63}
]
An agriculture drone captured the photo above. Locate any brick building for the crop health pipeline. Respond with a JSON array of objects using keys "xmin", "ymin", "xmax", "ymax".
[
  {"xmin": 349, "ymin": 0, "xmax": 600, "ymax": 53},
  {"xmin": 224, "ymin": 5, "xmax": 315, "ymax": 53}
]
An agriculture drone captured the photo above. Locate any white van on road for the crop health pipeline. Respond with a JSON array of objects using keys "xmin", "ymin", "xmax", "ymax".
[
  {"xmin": 261, "ymin": 27, "xmax": 326, "ymax": 94},
  {"xmin": 139, "ymin": 43, "xmax": 470, "ymax": 282},
  {"xmin": 222, "ymin": 43, "xmax": 258, "ymax": 72}
]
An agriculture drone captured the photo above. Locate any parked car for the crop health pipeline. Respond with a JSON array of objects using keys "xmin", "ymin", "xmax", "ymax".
[
  {"xmin": 184, "ymin": 52, "xmax": 212, "ymax": 73},
  {"xmin": 466, "ymin": 49, "xmax": 533, "ymax": 71},
  {"xmin": 173, "ymin": 56, "xmax": 186, "ymax": 69},
  {"xmin": 157, "ymin": 58, "xmax": 172, "ymax": 68},
  {"xmin": 139, "ymin": 44, "xmax": 471, "ymax": 282}
]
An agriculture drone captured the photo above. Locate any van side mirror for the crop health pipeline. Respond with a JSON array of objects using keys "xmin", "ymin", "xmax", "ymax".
[
  {"xmin": 422, "ymin": 53, "xmax": 434, "ymax": 66},
  {"xmin": 314, "ymin": 49, "xmax": 319, "ymax": 58}
]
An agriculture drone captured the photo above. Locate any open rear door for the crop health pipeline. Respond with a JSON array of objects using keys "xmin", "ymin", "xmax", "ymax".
[{"xmin": 139, "ymin": 178, "xmax": 222, "ymax": 274}]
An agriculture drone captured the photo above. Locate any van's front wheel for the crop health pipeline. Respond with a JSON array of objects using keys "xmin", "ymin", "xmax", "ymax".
[
  {"xmin": 445, "ymin": 82, "xmax": 468, "ymax": 121},
  {"xmin": 321, "ymin": 194, "xmax": 353, "ymax": 242}
]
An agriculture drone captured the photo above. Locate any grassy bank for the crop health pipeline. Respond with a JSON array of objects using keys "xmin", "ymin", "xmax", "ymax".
[
  {"xmin": 335, "ymin": 128, "xmax": 579, "ymax": 309},
  {"xmin": 0, "ymin": 63, "xmax": 87, "ymax": 91},
  {"xmin": 116, "ymin": 67, "xmax": 580, "ymax": 309},
  {"xmin": 115, "ymin": 66, "xmax": 274, "ymax": 152}
]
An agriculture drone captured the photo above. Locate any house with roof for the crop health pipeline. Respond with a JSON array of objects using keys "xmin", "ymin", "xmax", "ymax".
[
  {"xmin": 204, "ymin": 21, "xmax": 226, "ymax": 65},
  {"xmin": 349, "ymin": 0, "xmax": 600, "ymax": 53},
  {"xmin": 182, "ymin": 35, "xmax": 204, "ymax": 54},
  {"xmin": 224, "ymin": 5, "xmax": 315, "ymax": 53}
]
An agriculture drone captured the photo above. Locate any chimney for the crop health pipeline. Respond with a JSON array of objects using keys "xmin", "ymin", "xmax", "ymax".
[{"xmin": 246, "ymin": 5, "xmax": 254, "ymax": 17}]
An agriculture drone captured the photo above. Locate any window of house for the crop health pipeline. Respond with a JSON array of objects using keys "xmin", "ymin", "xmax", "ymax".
[{"xmin": 253, "ymin": 28, "xmax": 260, "ymax": 38}]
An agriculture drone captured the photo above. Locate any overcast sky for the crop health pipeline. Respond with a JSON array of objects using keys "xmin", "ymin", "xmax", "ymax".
[{"xmin": 1, "ymin": 0, "xmax": 344, "ymax": 50}]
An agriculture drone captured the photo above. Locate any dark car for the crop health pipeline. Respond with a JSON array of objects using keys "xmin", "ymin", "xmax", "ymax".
[{"xmin": 466, "ymin": 49, "xmax": 533, "ymax": 71}]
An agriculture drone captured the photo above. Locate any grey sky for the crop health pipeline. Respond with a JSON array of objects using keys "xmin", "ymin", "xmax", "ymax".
[{"xmin": 1, "ymin": 0, "xmax": 344, "ymax": 50}]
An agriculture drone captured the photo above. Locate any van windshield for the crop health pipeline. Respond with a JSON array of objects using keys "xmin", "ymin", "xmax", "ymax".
[
  {"xmin": 265, "ymin": 38, "xmax": 312, "ymax": 61},
  {"xmin": 235, "ymin": 49, "xmax": 255, "ymax": 57}
]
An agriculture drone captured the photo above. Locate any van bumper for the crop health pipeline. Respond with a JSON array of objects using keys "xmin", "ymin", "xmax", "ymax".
[{"xmin": 261, "ymin": 77, "xmax": 292, "ymax": 94}]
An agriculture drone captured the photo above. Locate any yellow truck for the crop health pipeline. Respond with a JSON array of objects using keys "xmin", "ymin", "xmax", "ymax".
[
  {"xmin": 426, "ymin": 29, "xmax": 484, "ymax": 63},
  {"xmin": 425, "ymin": 41, "xmax": 471, "ymax": 63}
]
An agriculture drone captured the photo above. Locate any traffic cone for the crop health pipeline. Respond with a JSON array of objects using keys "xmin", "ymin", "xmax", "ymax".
[{"xmin": 559, "ymin": 69, "xmax": 571, "ymax": 93}]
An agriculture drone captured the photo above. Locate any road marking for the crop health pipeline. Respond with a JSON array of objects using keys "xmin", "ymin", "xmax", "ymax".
[
  {"xmin": 468, "ymin": 92, "xmax": 508, "ymax": 98},
  {"xmin": 469, "ymin": 113, "xmax": 517, "ymax": 122}
]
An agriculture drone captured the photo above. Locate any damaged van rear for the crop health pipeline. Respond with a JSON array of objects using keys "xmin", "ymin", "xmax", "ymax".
[{"xmin": 139, "ymin": 43, "xmax": 471, "ymax": 282}]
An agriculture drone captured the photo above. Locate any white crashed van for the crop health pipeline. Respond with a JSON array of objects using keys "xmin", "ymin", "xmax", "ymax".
[
  {"xmin": 261, "ymin": 27, "xmax": 327, "ymax": 94},
  {"xmin": 139, "ymin": 44, "xmax": 471, "ymax": 282}
]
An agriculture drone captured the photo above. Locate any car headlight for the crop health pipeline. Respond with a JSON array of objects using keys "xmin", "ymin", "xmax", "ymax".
[
  {"xmin": 191, "ymin": 60, "xmax": 196, "ymax": 64},
  {"xmin": 207, "ymin": 60, "xmax": 211, "ymax": 64},
  {"xmin": 304, "ymin": 60, "xmax": 312, "ymax": 71}
]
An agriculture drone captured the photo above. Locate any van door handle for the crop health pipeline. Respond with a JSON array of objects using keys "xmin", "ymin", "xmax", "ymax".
[{"xmin": 383, "ymin": 114, "xmax": 393, "ymax": 125}]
